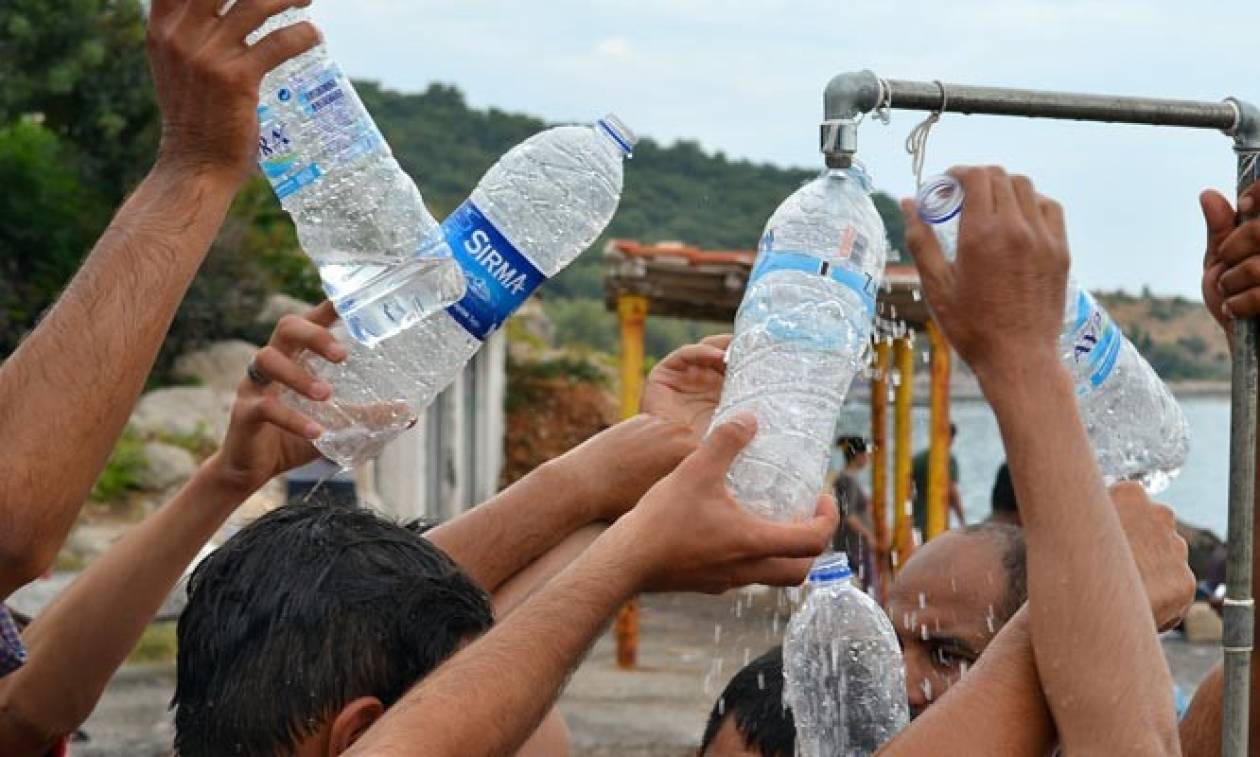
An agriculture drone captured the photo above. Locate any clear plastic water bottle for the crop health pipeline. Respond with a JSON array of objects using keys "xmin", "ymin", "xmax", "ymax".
[
  {"xmin": 916, "ymin": 174, "xmax": 1190, "ymax": 489},
  {"xmin": 783, "ymin": 553, "xmax": 910, "ymax": 757},
  {"xmin": 710, "ymin": 167, "xmax": 887, "ymax": 522},
  {"xmin": 252, "ymin": 9, "xmax": 465, "ymax": 345},
  {"xmin": 287, "ymin": 115, "xmax": 638, "ymax": 467}
]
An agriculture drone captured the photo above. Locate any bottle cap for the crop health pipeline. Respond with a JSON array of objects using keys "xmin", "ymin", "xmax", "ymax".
[
  {"xmin": 597, "ymin": 113, "xmax": 637, "ymax": 155},
  {"xmin": 807, "ymin": 552, "xmax": 853, "ymax": 583},
  {"xmin": 916, "ymin": 174, "xmax": 964, "ymax": 225}
]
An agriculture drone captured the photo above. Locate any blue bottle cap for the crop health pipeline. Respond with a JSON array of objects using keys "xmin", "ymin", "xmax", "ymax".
[{"xmin": 807, "ymin": 552, "xmax": 853, "ymax": 583}]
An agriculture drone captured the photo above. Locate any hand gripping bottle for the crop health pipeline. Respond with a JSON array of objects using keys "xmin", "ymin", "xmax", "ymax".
[
  {"xmin": 915, "ymin": 174, "xmax": 1190, "ymax": 490},
  {"xmin": 252, "ymin": 8, "xmax": 465, "ymax": 345},
  {"xmin": 710, "ymin": 167, "xmax": 887, "ymax": 522},
  {"xmin": 783, "ymin": 553, "xmax": 910, "ymax": 757},
  {"xmin": 287, "ymin": 115, "xmax": 638, "ymax": 468}
]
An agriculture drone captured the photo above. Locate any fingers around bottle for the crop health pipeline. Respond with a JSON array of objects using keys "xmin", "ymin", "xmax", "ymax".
[
  {"xmin": 252, "ymin": 345, "xmax": 332, "ymax": 400},
  {"xmin": 1036, "ymin": 196, "xmax": 1066, "ymax": 242},
  {"xmin": 1240, "ymin": 181, "xmax": 1259, "ymax": 218},
  {"xmin": 725, "ymin": 557, "xmax": 815, "ymax": 589},
  {"xmin": 1216, "ymin": 219, "xmax": 1260, "ymax": 269},
  {"xmin": 217, "ymin": 0, "xmax": 313, "ymax": 46},
  {"xmin": 742, "ymin": 496, "xmax": 838, "ymax": 559},
  {"xmin": 250, "ymin": 395, "xmax": 323, "ymax": 440},
  {"xmin": 689, "ymin": 413, "xmax": 756, "ymax": 473},
  {"xmin": 951, "ymin": 166, "xmax": 994, "ymax": 215},
  {"xmin": 306, "ymin": 300, "xmax": 340, "ymax": 328},
  {"xmin": 271, "ymin": 314, "xmax": 347, "ymax": 362},
  {"xmin": 699, "ymin": 333, "xmax": 733, "ymax": 351},
  {"xmin": 900, "ymin": 199, "xmax": 951, "ymax": 299},
  {"xmin": 665, "ymin": 343, "xmax": 727, "ymax": 372},
  {"xmin": 244, "ymin": 20, "xmax": 320, "ymax": 77},
  {"xmin": 1011, "ymin": 174, "xmax": 1041, "ymax": 223}
]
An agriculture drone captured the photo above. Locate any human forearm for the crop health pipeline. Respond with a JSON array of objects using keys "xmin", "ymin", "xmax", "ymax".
[
  {"xmin": 0, "ymin": 457, "xmax": 246, "ymax": 752},
  {"xmin": 882, "ymin": 608, "xmax": 1054, "ymax": 756},
  {"xmin": 348, "ymin": 527, "xmax": 639, "ymax": 757},
  {"xmin": 426, "ymin": 460, "xmax": 598, "ymax": 593},
  {"xmin": 493, "ymin": 524, "xmax": 604, "ymax": 617},
  {"xmin": 983, "ymin": 359, "xmax": 1176, "ymax": 752},
  {"xmin": 0, "ymin": 165, "xmax": 238, "ymax": 596}
]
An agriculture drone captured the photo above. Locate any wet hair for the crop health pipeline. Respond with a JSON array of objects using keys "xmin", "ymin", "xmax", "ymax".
[
  {"xmin": 700, "ymin": 646, "xmax": 795, "ymax": 757},
  {"xmin": 961, "ymin": 522, "xmax": 1027, "ymax": 624},
  {"xmin": 836, "ymin": 436, "xmax": 868, "ymax": 464},
  {"xmin": 172, "ymin": 502, "xmax": 494, "ymax": 756},
  {"xmin": 990, "ymin": 462, "xmax": 1018, "ymax": 515}
]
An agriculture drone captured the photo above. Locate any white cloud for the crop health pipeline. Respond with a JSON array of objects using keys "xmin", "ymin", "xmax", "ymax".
[{"xmin": 594, "ymin": 37, "xmax": 632, "ymax": 58}]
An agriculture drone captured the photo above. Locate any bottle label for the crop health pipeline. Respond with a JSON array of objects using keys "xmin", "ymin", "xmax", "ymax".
[
  {"xmin": 1069, "ymin": 290, "xmax": 1122, "ymax": 392},
  {"xmin": 747, "ymin": 249, "xmax": 877, "ymax": 316},
  {"xmin": 442, "ymin": 201, "xmax": 545, "ymax": 341},
  {"xmin": 256, "ymin": 63, "xmax": 386, "ymax": 200}
]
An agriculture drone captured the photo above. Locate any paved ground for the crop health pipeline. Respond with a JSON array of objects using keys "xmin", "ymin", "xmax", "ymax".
[{"xmin": 71, "ymin": 590, "xmax": 1221, "ymax": 756}]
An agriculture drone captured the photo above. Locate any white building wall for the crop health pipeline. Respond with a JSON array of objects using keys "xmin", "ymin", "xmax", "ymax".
[{"xmin": 370, "ymin": 329, "xmax": 507, "ymax": 522}]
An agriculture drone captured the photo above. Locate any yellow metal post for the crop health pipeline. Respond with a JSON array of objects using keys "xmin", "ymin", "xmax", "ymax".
[
  {"xmin": 925, "ymin": 321, "xmax": 952, "ymax": 541},
  {"xmin": 870, "ymin": 340, "xmax": 891, "ymax": 601},
  {"xmin": 892, "ymin": 336, "xmax": 915, "ymax": 570},
  {"xmin": 615, "ymin": 294, "xmax": 648, "ymax": 670}
]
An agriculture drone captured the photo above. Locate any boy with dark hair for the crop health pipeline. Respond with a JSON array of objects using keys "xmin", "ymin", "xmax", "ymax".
[
  {"xmin": 699, "ymin": 646, "xmax": 793, "ymax": 757},
  {"xmin": 173, "ymin": 503, "xmax": 495, "ymax": 756}
]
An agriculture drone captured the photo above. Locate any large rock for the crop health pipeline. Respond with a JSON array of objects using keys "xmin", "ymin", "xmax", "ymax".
[
  {"xmin": 129, "ymin": 387, "xmax": 232, "ymax": 443},
  {"xmin": 257, "ymin": 293, "xmax": 316, "ymax": 326},
  {"xmin": 173, "ymin": 340, "xmax": 259, "ymax": 393},
  {"xmin": 136, "ymin": 442, "xmax": 198, "ymax": 491}
]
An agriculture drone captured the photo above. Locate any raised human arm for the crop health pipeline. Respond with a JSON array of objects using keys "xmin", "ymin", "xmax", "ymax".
[
  {"xmin": 1187, "ymin": 180, "xmax": 1260, "ymax": 756},
  {"xmin": 425, "ymin": 414, "xmax": 694, "ymax": 594},
  {"xmin": 0, "ymin": 0, "xmax": 318, "ymax": 598},
  {"xmin": 0, "ymin": 306, "xmax": 342, "ymax": 754},
  {"xmin": 344, "ymin": 416, "xmax": 838, "ymax": 757},
  {"xmin": 904, "ymin": 167, "xmax": 1177, "ymax": 754}
]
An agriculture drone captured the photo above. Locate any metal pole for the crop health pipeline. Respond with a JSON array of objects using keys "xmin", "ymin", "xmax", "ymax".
[
  {"xmin": 870, "ymin": 339, "xmax": 891, "ymax": 602},
  {"xmin": 820, "ymin": 70, "xmax": 1245, "ymax": 168},
  {"xmin": 615, "ymin": 293, "xmax": 649, "ymax": 670},
  {"xmin": 925, "ymin": 321, "xmax": 952, "ymax": 541},
  {"xmin": 892, "ymin": 336, "xmax": 915, "ymax": 570},
  {"xmin": 1223, "ymin": 132, "xmax": 1260, "ymax": 757}
]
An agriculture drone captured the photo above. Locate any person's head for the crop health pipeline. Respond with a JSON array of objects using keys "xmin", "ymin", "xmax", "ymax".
[
  {"xmin": 173, "ymin": 503, "xmax": 494, "ymax": 757},
  {"xmin": 948, "ymin": 423, "xmax": 958, "ymax": 446},
  {"xmin": 886, "ymin": 523, "xmax": 1025, "ymax": 717},
  {"xmin": 988, "ymin": 462, "xmax": 1019, "ymax": 524},
  {"xmin": 699, "ymin": 646, "xmax": 793, "ymax": 757},
  {"xmin": 837, "ymin": 436, "xmax": 869, "ymax": 471}
]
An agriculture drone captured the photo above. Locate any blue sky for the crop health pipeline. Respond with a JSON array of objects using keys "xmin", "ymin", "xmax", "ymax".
[{"xmin": 309, "ymin": 0, "xmax": 1259, "ymax": 298}]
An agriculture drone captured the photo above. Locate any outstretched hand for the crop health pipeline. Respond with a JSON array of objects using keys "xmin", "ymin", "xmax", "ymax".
[
  {"xmin": 1200, "ymin": 181, "xmax": 1260, "ymax": 337},
  {"xmin": 901, "ymin": 167, "xmax": 1070, "ymax": 384},
  {"xmin": 1111, "ymin": 482, "xmax": 1196, "ymax": 632},
  {"xmin": 206, "ymin": 302, "xmax": 347, "ymax": 495},
  {"xmin": 607, "ymin": 414, "xmax": 838, "ymax": 594},
  {"xmin": 147, "ymin": 0, "xmax": 320, "ymax": 181},
  {"xmin": 641, "ymin": 335, "xmax": 731, "ymax": 440}
]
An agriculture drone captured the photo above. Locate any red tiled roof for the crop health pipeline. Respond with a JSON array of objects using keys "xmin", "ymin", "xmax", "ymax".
[{"xmin": 608, "ymin": 240, "xmax": 754, "ymax": 267}]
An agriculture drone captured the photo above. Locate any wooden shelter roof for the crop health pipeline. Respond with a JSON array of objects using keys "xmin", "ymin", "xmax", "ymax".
[{"xmin": 603, "ymin": 240, "xmax": 932, "ymax": 326}]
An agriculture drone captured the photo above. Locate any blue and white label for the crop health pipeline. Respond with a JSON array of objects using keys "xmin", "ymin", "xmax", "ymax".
[
  {"xmin": 748, "ymin": 249, "xmax": 877, "ymax": 316},
  {"xmin": 1069, "ymin": 290, "xmax": 1122, "ymax": 392},
  {"xmin": 255, "ymin": 64, "xmax": 385, "ymax": 201},
  {"xmin": 442, "ymin": 201, "xmax": 545, "ymax": 341}
]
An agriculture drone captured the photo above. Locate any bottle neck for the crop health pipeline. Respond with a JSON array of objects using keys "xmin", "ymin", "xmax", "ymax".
[{"xmin": 807, "ymin": 553, "xmax": 853, "ymax": 584}]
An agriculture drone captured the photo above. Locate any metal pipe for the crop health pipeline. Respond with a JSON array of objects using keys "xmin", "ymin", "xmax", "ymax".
[
  {"xmin": 870, "ymin": 340, "xmax": 891, "ymax": 602},
  {"xmin": 821, "ymin": 69, "xmax": 1245, "ymax": 167},
  {"xmin": 892, "ymin": 336, "xmax": 915, "ymax": 570},
  {"xmin": 615, "ymin": 293, "xmax": 649, "ymax": 670},
  {"xmin": 925, "ymin": 321, "xmax": 951, "ymax": 541},
  {"xmin": 1223, "ymin": 125, "xmax": 1260, "ymax": 757},
  {"xmin": 820, "ymin": 69, "xmax": 1260, "ymax": 748}
]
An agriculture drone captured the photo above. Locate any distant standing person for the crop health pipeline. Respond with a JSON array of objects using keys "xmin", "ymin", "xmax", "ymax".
[
  {"xmin": 911, "ymin": 423, "xmax": 965, "ymax": 538},
  {"xmin": 833, "ymin": 436, "xmax": 880, "ymax": 589}
]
